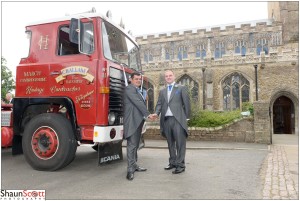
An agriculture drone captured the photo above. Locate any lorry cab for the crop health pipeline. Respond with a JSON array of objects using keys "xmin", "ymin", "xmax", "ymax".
[{"xmin": 12, "ymin": 8, "xmax": 146, "ymax": 171}]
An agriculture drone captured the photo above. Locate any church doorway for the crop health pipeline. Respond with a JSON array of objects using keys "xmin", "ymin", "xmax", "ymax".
[{"xmin": 273, "ymin": 96, "xmax": 294, "ymax": 134}]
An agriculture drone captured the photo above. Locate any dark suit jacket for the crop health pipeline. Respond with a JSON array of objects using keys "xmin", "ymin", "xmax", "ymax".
[
  {"xmin": 123, "ymin": 84, "xmax": 150, "ymax": 139},
  {"xmin": 155, "ymin": 84, "xmax": 191, "ymax": 137}
]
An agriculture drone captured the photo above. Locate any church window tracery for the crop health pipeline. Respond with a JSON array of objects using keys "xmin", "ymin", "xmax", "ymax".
[
  {"xmin": 256, "ymin": 38, "xmax": 268, "ymax": 55},
  {"xmin": 196, "ymin": 44, "xmax": 206, "ymax": 59},
  {"xmin": 144, "ymin": 50, "xmax": 153, "ymax": 63},
  {"xmin": 215, "ymin": 42, "xmax": 226, "ymax": 59},
  {"xmin": 178, "ymin": 46, "xmax": 188, "ymax": 61},
  {"xmin": 235, "ymin": 40, "xmax": 247, "ymax": 56},
  {"xmin": 222, "ymin": 73, "xmax": 250, "ymax": 111},
  {"xmin": 178, "ymin": 74, "xmax": 199, "ymax": 103}
]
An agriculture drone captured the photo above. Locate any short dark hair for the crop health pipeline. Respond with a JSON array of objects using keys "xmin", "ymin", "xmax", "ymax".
[{"xmin": 130, "ymin": 72, "xmax": 141, "ymax": 79}]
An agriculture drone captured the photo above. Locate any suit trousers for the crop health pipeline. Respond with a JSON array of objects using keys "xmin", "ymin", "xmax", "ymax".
[
  {"xmin": 164, "ymin": 116, "xmax": 187, "ymax": 168},
  {"xmin": 126, "ymin": 120, "xmax": 144, "ymax": 173}
]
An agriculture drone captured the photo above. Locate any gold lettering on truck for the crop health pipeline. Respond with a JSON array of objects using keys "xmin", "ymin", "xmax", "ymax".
[
  {"xmin": 75, "ymin": 90, "xmax": 95, "ymax": 103},
  {"xmin": 26, "ymin": 86, "xmax": 44, "ymax": 94},
  {"xmin": 55, "ymin": 66, "xmax": 94, "ymax": 83}
]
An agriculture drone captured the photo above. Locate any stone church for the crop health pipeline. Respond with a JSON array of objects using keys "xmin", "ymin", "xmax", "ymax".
[{"xmin": 136, "ymin": 2, "xmax": 299, "ymax": 143}]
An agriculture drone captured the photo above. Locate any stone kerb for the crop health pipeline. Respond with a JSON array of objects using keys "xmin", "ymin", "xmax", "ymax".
[{"xmin": 144, "ymin": 117, "xmax": 255, "ymax": 143}]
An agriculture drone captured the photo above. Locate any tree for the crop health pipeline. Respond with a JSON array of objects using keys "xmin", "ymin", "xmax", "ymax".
[{"xmin": 1, "ymin": 57, "xmax": 15, "ymax": 99}]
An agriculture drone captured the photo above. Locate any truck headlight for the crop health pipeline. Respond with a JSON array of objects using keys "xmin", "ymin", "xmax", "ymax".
[{"xmin": 108, "ymin": 112, "xmax": 116, "ymax": 125}]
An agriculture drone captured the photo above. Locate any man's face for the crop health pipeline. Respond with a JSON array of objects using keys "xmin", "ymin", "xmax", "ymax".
[
  {"xmin": 131, "ymin": 75, "xmax": 142, "ymax": 88},
  {"xmin": 165, "ymin": 70, "xmax": 175, "ymax": 84},
  {"xmin": 5, "ymin": 94, "xmax": 11, "ymax": 101}
]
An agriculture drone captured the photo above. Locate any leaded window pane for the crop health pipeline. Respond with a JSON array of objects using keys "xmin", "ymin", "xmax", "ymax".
[
  {"xmin": 222, "ymin": 73, "xmax": 250, "ymax": 111},
  {"xmin": 178, "ymin": 51, "xmax": 182, "ymax": 61},
  {"xmin": 201, "ymin": 50, "xmax": 206, "ymax": 59},
  {"xmin": 196, "ymin": 48, "xmax": 201, "ymax": 57},
  {"xmin": 256, "ymin": 44, "xmax": 262, "ymax": 55},
  {"xmin": 223, "ymin": 86, "xmax": 230, "ymax": 111},
  {"xmin": 232, "ymin": 82, "xmax": 240, "ymax": 109},
  {"xmin": 242, "ymin": 85, "xmax": 250, "ymax": 102},
  {"xmin": 263, "ymin": 46, "xmax": 268, "ymax": 55},
  {"xmin": 215, "ymin": 48, "xmax": 220, "ymax": 59},
  {"xmin": 178, "ymin": 74, "xmax": 198, "ymax": 103},
  {"xmin": 241, "ymin": 46, "xmax": 246, "ymax": 56}
]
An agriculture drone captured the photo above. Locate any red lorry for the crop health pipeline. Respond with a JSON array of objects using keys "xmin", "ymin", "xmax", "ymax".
[{"xmin": 1, "ymin": 8, "xmax": 148, "ymax": 171}]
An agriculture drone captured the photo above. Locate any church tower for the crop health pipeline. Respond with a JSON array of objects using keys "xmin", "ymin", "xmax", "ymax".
[{"xmin": 268, "ymin": 1, "xmax": 299, "ymax": 43}]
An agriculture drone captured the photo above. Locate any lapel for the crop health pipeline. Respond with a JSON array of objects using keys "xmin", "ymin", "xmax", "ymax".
[
  {"xmin": 163, "ymin": 87, "xmax": 168, "ymax": 102},
  {"xmin": 163, "ymin": 84, "xmax": 179, "ymax": 103},
  {"xmin": 169, "ymin": 84, "xmax": 178, "ymax": 102},
  {"xmin": 132, "ymin": 85, "xmax": 145, "ymax": 102}
]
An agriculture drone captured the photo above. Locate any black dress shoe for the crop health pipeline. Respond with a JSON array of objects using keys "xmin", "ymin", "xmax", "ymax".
[
  {"xmin": 172, "ymin": 167, "xmax": 185, "ymax": 174},
  {"xmin": 164, "ymin": 164, "xmax": 176, "ymax": 170},
  {"xmin": 136, "ymin": 166, "xmax": 147, "ymax": 172},
  {"xmin": 126, "ymin": 172, "xmax": 134, "ymax": 180}
]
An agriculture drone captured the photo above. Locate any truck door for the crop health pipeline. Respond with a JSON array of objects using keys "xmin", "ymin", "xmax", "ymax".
[{"xmin": 49, "ymin": 20, "xmax": 98, "ymax": 125}]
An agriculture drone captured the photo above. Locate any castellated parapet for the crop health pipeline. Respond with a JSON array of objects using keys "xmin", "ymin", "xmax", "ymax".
[{"xmin": 135, "ymin": 19, "xmax": 275, "ymax": 41}]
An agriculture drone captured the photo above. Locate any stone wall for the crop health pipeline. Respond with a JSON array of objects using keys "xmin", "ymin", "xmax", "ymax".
[
  {"xmin": 144, "ymin": 117, "xmax": 255, "ymax": 143},
  {"xmin": 253, "ymin": 101, "xmax": 271, "ymax": 144}
]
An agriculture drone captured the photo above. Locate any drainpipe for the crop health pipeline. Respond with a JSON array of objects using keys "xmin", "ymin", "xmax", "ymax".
[
  {"xmin": 254, "ymin": 64, "xmax": 258, "ymax": 101},
  {"xmin": 202, "ymin": 67, "xmax": 206, "ymax": 110}
]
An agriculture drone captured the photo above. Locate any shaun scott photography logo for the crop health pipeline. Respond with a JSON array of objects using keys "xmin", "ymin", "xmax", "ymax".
[{"xmin": 0, "ymin": 190, "xmax": 46, "ymax": 200}]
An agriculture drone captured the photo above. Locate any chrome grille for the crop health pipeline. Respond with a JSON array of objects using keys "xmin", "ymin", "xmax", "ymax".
[
  {"xmin": 109, "ymin": 67, "xmax": 126, "ymax": 125},
  {"xmin": 1, "ymin": 111, "xmax": 12, "ymax": 126}
]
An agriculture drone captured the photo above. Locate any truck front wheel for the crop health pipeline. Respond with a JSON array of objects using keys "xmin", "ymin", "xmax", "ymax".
[{"xmin": 22, "ymin": 113, "xmax": 77, "ymax": 171}]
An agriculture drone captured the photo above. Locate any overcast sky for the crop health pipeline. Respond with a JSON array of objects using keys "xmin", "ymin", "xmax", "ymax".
[{"xmin": 2, "ymin": 1, "xmax": 268, "ymax": 78}]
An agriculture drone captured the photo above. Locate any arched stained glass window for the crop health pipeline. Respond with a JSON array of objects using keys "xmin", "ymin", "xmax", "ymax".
[
  {"xmin": 222, "ymin": 72, "xmax": 250, "ymax": 110},
  {"xmin": 178, "ymin": 74, "xmax": 199, "ymax": 103}
]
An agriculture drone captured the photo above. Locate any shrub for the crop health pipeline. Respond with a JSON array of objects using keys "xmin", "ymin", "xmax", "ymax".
[
  {"xmin": 242, "ymin": 102, "xmax": 254, "ymax": 115},
  {"xmin": 188, "ymin": 110, "xmax": 242, "ymax": 127}
]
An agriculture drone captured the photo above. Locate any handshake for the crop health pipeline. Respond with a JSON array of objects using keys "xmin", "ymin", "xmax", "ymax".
[{"xmin": 147, "ymin": 113, "xmax": 159, "ymax": 121}]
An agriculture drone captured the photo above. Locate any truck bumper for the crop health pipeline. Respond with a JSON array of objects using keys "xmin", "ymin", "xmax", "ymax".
[{"xmin": 93, "ymin": 125, "xmax": 123, "ymax": 143}]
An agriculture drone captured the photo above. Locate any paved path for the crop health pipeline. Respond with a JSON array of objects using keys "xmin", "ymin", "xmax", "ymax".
[{"xmin": 261, "ymin": 134, "xmax": 298, "ymax": 199}]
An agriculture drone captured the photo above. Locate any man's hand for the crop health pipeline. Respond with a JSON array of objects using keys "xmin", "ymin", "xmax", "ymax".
[{"xmin": 147, "ymin": 114, "xmax": 158, "ymax": 121}]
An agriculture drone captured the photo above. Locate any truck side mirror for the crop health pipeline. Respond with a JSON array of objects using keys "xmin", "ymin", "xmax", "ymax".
[{"xmin": 69, "ymin": 18, "xmax": 83, "ymax": 44}]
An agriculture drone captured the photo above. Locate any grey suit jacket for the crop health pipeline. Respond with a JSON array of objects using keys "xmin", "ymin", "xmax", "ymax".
[
  {"xmin": 123, "ymin": 84, "xmax": 150, "ymax": 139},
  {"xmin": 155, "ymin": 84, "xmax": 191, "ymax": 137}
]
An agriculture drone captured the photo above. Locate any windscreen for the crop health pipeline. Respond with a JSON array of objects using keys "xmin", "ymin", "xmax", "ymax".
[{"xmin": 102, "ymin": 21, "xmax": 141, "ymax": 71}]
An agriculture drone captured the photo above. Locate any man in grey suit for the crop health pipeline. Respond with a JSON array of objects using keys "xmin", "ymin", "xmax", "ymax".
[
  {"xmin": 124, "ymin": 72, "xmax": 154, "ymax": 181},
  {"xmin": 154, "ymin": 70, "xmax": 191, "ymax": 174}
]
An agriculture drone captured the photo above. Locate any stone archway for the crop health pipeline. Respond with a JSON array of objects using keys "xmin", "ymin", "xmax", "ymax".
[{"xmin": 270, "ymin": 91, "xmax": 299, "ymax": 138}]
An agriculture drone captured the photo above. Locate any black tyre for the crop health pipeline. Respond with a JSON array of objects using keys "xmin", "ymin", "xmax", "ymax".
[{"xmin": 22, "ymin": 113, "xmax": 77, "ymax": 171}]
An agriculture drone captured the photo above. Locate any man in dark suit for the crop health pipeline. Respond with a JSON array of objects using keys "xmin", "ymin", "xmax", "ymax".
[
  {"xmin": 154, "ymin": 70, "xmax": 191, "ymax": 174},
  {"xmin": 124, "ymin": 72, "xmax": 154, "ymax": 181}
]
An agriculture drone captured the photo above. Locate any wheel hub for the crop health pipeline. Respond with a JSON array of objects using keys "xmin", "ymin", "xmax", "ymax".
[{"xmin": 32, "ymin": 127, "xmax": 59, "ymax": 160}]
